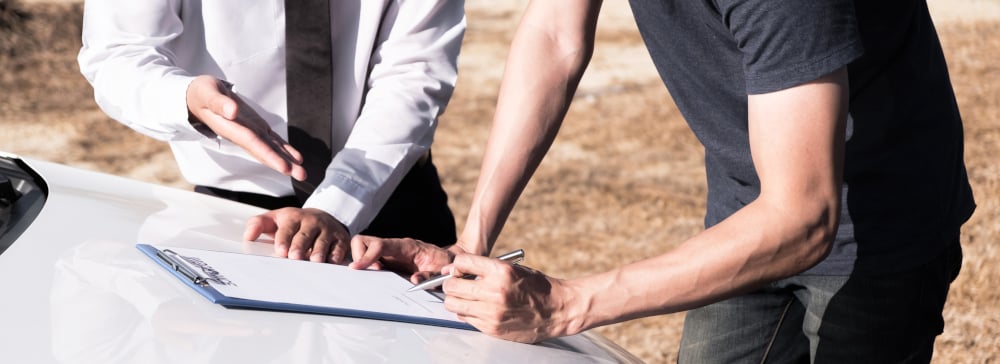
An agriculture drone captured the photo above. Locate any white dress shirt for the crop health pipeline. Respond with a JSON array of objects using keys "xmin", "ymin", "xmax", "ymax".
[{"xmin": 78, "ymin": 0, "xmax": 465, "ymax": 234}]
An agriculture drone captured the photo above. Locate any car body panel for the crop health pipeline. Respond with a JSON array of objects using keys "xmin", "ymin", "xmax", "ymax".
[{"xmin": 0, "ymin": 156, "xmax": 641, "ymax": 364}]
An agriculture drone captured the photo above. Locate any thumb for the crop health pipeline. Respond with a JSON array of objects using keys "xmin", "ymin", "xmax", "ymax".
[{"xmin": 243, "ymin": 212, "xmax": 278, "ymax": 241}]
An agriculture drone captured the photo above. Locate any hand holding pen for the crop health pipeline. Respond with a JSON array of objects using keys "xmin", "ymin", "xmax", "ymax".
[
  {"xmin": 407, "ymin": 249, "xmax": 525, "ymax": 292},
  {"xmin": 433, "ymin": 250, "xmax": 573, "ymax": 343}
]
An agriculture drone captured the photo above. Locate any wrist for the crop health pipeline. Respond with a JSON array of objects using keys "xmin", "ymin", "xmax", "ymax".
[
  {"xmin": 445, "ymin": 244, "xmax": 476, "ymax": 259},
  {"xmin": 558, "ymin": 278, "xmax": 596, "ymax": 336},
  {"xmin": 455, "ymin": 229, "xmax": 492, "ymax": 256},
  {"xmin": 185, "ymin": 75, "xmax": 220, "ymax": 138}
]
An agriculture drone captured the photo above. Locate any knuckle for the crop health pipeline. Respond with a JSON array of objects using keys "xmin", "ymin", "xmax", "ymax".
[
  {"xmin": 245, "ymin": 217, "xmax": 261, "ymax": 227},
  {"xmin": 496, "ymin": 263, "xmax": 515, "ymax": 276},
  {"xmin": 443, "ymin": 298, "xmax": 460, "ymax": 312},
  {"xmin": 487, "ymin": 311, "xmax": 506, "ymax": 325}
]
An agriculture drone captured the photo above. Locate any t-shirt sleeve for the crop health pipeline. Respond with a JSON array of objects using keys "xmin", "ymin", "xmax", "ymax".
[{"xmin": 716, "ymin": 0, "xmax": 864, "ymax": 94}]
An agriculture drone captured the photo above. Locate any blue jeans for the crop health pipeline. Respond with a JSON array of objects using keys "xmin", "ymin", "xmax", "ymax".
[{"xmin": 678, "ymin": 241, "xmax": 962, "ymax": 364}]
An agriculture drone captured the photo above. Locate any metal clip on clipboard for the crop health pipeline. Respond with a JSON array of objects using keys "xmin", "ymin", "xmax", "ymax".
[{"xmin": 154, "ymin": 248, "xmax": 209, "ymax": 286}]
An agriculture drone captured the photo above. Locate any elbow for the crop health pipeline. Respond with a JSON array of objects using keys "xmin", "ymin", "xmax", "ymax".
[
  {"xmin": 552, "ymin": 34, "xmax": 594, "ymax": 78},
  {"xmin": 759, "ymin": 189, "xmax": 840, "ymax": 275},
  {"xmin": 801, "ymin": 223, "xmax": 835, "ymax": 273},
  {"xmin": 792, "ymin": 199, "xmax": 839, "ymax": 273}
]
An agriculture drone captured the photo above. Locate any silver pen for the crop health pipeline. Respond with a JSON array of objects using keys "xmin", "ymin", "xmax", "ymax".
[{"xmin": 406, "ymin": 249, "xmax": 525, "ymax": 292}]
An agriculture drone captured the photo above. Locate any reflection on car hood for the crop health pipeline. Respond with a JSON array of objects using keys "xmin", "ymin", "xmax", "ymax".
[{"xmin": 0, "ymin": 157, "xmax": 641, "ymax": 364}]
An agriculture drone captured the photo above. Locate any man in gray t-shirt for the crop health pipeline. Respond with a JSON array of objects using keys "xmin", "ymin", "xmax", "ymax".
[{"xmin": 349, "ymin": 0, "xmax": 974, "ymax": 361}]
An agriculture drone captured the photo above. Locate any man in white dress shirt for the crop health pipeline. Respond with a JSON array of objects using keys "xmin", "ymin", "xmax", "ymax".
[{"xmin": 78, "ymin": 1, "xmax": 466, "ymax": 264}]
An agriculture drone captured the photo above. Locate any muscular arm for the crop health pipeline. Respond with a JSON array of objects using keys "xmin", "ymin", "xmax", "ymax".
[
  {"xmin": 455, "ymin": 0, "xmax": 603, "ymax": 255},
  {"xmin": 445, "ymin": 68, "xmax": 848, "ymax": 342},
  {"xmin": 563, "ymin": 68, "xmax": 848, "ymax": 333}
]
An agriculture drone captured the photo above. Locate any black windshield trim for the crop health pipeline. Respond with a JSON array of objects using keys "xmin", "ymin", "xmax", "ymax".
[{"xmin": 0, "ymin": 155, "xmax": 48, "ymax": 255}]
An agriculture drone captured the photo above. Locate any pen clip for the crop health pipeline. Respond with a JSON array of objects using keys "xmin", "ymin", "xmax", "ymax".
[{"xmin": 155, "ymin": 249, "xmax": 209, "ymax": 286}]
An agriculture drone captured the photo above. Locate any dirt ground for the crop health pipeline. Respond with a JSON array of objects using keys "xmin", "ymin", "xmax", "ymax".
[{"xmin": 2, "ymin": 1, "xmax": 998, "ymax": 363}]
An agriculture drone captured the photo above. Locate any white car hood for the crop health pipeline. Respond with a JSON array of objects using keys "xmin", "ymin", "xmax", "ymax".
[{"xmin": 0, "ymin": 157, "xmax": 640, "ymax": 364}]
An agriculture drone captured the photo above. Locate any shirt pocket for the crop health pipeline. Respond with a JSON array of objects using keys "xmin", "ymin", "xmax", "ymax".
[{"xmin": 200, "ymin": 0, "xmax": 281, "ymax": 65}]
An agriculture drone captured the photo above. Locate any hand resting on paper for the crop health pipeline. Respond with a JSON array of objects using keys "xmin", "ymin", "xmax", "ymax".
[
  {"xmin": 244, "ymin": 207, "xmax": 352, "ymax": 264},
  {"xmin": 349, "ymin": 235, "xmax": 471, "ymax": 283}
]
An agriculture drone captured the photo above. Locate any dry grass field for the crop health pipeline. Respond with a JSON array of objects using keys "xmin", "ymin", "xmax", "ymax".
[{"xmin": 2, "ymin": 1, "xmax": 998, "ymax": 362}]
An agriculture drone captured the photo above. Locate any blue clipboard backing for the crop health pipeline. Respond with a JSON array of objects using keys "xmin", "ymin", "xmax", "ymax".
[{"xmin": 136, "ymin": 244, "xmax": 474, "ymax": 331}]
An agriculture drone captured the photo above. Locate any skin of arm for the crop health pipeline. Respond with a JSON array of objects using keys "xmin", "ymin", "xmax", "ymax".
[
  {"xmin": 349, "ymin": 0, "xmax": 601, "ymax": 271},
  {"xmin": 454, "ymin": 0, "xmax": 604, "ymax": 256},
  {"xmin": 436, "ymin": 0, "xmax": 849, "ymax": 342},
  {"xmin": 443, "ymin": 67, "xmax": 848, "ymax": 342},
  {"xmin": 353, "ymin": 0, "xmax": 845, "ymax": 344},
  {"xmin": 578, "ymin": 69, "xmax": 847, "ymax": 335}
]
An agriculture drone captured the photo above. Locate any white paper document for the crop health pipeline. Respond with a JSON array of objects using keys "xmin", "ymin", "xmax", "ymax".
[{"xmin": 137, "ymin": 244, "xmax": 470, "ymax": 330}]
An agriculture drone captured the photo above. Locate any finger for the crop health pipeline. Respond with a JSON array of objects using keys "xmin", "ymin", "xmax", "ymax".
[
  {"xmin": 243, "ymin": 213, "xmax": 277, "ymax": 242},
  {"xmin": 208, "ymin": 92, "xmax": 237, "ymax": 120},
  {"xmin": 205, "ymin": 108, "xmax": 299, "ymax": 179},
  {"xmin": 442, "ymin": 273, "xmax": 481, "ymax": 301},
  {"xmin": 329, "ymin": 239, "xmax": 348, "ymax": 265},
  {"xmin": 348, "ymin": 235, "xmax": 385, "ymax": 270},
  {"xmin": 256, "ymin": 135, "xmax": 305, "ymax": 180},
  {"xmin": 288, "ymin": 164, "xmax": 308, "ymax": 182},
  {"xmin": 231, "ymin": 127, "xmax": 296, "ymax": 175},
  {"xmin": 264, "ymin": 130, "xmax": 304, "ymax": 167},
  {"xmin": 272, "ymin": 216, "xmax": 299, "ymax": 259},
  {"xmin": 454, "ymin": 314, "xmax": 493, "ymax": 335},
  {"xmin": 443, "ymin": 257, "xmax": 511, "ymax": 301},
  {"xmin": 287, "ymin": 224, "xmax": 318, "ymax": 261},
  {"xmin": 443, "ymin": 293, "xmax": 483, "ymax": 320},
  {"xmin": 309, "ymin": 230, "xmax": 332, "ymax": 263},
  {"xmin": 445, "ymin": 291, "xmax": 512, "ymax": 340},
  {"xmin": 450, "ymin": 254, "xmax": 498, "ymax": 278},
  {"xmin": 282, "ymin": 140, "xmax": 304, "ymax": 165},
  {"xmin": 410, "ymin": 271, "xmax": 437, "ymax": 284},
  {"xmin": 241, "ymin": 131, "xmax": 301, "ymax": 179}
]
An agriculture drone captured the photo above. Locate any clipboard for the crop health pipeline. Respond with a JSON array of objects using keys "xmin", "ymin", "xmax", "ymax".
[{"xmin": 136, "ymin": 244, "xmax": 474, "ymax": 331}]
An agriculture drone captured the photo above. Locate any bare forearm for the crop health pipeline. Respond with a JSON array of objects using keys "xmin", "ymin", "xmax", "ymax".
[
  {"xmin": 564, "ymin": 69, "xmax": 849, "ymax": 334},
  {"xmin": 566, "ymin": 197, "xmax": 836, "ymax": 332},
  {"xmin": 457, "ymin": 1, "xmax": 602, "ymax": 255}
]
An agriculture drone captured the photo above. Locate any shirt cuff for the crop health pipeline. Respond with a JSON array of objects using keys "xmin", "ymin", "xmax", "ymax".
[
  {"xmin": 158, "ymin": 74, "xmax": 205, "ymax": 140},
  {"xmin": 301, "ymin": 174, "xmax": 373, "ymax": 236}
]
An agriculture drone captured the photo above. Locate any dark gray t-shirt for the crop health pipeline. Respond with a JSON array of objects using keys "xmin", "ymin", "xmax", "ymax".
[{"xmin": 627, "ymin": 0, "xmax": 975, "ymax": 275}]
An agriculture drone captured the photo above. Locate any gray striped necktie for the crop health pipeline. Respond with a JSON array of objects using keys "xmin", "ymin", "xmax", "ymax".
[{"xmin": 285, "ymin": 0, "xmax": 333, "ymax": 202}]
